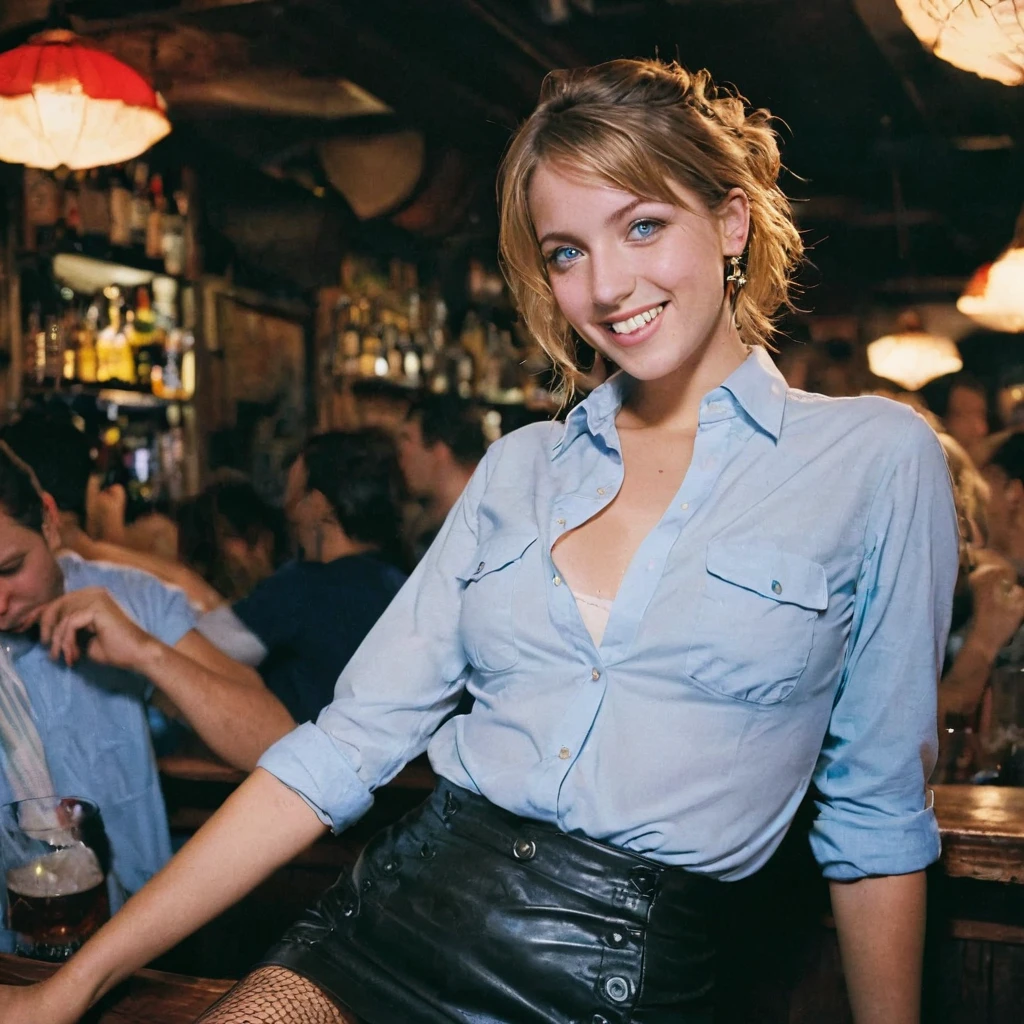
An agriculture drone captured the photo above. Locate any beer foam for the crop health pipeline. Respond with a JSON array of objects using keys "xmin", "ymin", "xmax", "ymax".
[{"xmin": 6, "ymin": 843, "xmax": 104, "ymax": 898}]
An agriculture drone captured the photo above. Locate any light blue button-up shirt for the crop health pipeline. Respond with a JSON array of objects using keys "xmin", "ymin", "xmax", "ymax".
[{"xmin": 259, "ymin": 347, "xmax": 958, "ymax": 881}]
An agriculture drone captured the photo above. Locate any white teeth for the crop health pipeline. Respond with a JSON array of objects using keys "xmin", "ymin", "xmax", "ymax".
[{"xmin": 609, "ymin": 304, "xmax": 664, "ymax": 335}]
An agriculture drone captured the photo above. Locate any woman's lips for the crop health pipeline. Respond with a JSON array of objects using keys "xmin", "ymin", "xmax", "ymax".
[{"xmin": 602, "ymin": 303, "xmax": 668, "ymax": 348}]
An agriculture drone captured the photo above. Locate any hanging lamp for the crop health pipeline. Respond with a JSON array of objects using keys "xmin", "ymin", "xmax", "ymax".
[
  {"xmin": 895, "ymin": 0, "xmax": 1024, "ymax": 86},
  {"xmin": 958, "ymin": 207, "xmax": 1024, "ymax": 332},
  {"xmin": 0, "ymin": 27, "xmax": 170, "ymax": 170},
  {"xmin": 867, "ymin": 311, "xmax": 963, "ymax": 391}
]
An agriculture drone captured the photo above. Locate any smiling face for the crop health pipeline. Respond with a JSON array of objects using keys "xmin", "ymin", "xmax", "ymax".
[
  {"xmin": 0, "ymin": 511, "xmax": 63, "ymax": 633},
  {"xmin": 528, "ymin": 162, "xmax": 750, "ymax": 385}
]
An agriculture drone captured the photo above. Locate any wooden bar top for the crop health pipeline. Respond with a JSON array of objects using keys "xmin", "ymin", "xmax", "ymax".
[
  {"xmin": 0, "ymin": 952, "xmax": 231, "ymax": 1023},
  {"xmin": 934, "ymin": 784, "xmax": 1024, "ymax": 884}
]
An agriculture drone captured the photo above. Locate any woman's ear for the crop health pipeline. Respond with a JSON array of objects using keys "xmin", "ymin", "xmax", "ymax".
[
  {"xmin": 41, "ymin": 492, "xmax": 64, "ymax": 551},
  {"xmin": 718, "ymin": 188, "xmax": 750, "ymax": 258}
]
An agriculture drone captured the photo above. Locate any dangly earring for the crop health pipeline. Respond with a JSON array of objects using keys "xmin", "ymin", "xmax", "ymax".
[{"xmin": 725, "ymin": 255, "xmax": 747, "ymax": 317}]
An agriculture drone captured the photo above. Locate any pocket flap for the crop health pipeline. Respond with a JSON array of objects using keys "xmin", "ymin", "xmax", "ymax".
[
  {"xmin": 705, "ymin": 540, "xmax": 828, "ymax": 611},
  {"xmin": 458, "ymin": 531, "xmax": 537, "ymax": 583}
]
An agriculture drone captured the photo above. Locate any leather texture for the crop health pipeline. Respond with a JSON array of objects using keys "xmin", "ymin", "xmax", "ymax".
[{"xmin": 263, "ymin": 780, "xmax": 720, "ymax": 1024}]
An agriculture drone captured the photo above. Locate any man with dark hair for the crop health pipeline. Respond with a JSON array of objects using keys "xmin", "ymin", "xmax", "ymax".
[
  {"xmin": 982, "ymin": 434, "xmax": 1024, "ymax": 577},
  {"xmin": 198, "ymin": 430, "xmax": 407, "ymax": 723},
  {"xmin": 923, "ymin": 372, "xmax": 990, "ymax": 461},
  {"xmin": 398, "ymin": 394, "xmax": 488, "ymax": 562}
]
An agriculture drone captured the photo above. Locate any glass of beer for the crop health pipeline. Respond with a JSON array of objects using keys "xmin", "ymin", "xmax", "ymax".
[{"xmin": 1, "ymin": 796, "xmax": 112, "ymax": 962}]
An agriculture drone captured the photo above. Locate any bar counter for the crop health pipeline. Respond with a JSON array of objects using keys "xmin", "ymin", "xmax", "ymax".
[
  {"xmin": 0, "ymin": 953, "xmax": 231, "ymax": 1023},
  {"xmin": 934, "ymin": 784, "xmax": 1024, "ymax": 885}
]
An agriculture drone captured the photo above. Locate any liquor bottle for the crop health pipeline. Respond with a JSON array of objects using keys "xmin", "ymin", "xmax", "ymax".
[
  {"xmin": 129, "ymin": 161, "xmax": 152, "ymax": 247},
  {"xmin": 77, "ymin": 305, "xmax": 99, "ymax": 383},
  {"xmin": 146, "ymin": 175, "xmax": 165, "ymax": 261},
  {"xmin": 23, "ymin": 168, "xmax": 60, "ymax": 251},
  {"xmin": 108, "ymin": 167, "xmax": 133, "ymax": 247},
  {"xmin": 61, "ymin": 173, "xmax": 82, "ymax": 238},
  {"xmin": 79, "ymin": 169, "xmax": 110, "ymax": 238}
]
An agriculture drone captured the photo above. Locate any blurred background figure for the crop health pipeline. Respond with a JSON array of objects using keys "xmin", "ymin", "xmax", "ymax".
[
  {"xmin": 349, "ymin": 379, "xmax": 414, "ymax": 436},
  {"xmin": 177, "ymin": 477, "xmax": 287, "ymax": 605},
  {"xmin": 981, "ymin": 435, "xmax": 1024, "ymax": 580},
  {"xmin": 2, "ymin": 412, "xmax": 222, "ymax": 612},
  {"xmin": 398, "ymin": 393, "xmax": 488, "ymax": 563},
  {"xmin": 922, "ymin": 372, "xmax": 993, "ymax": 466},
  {"xmin": 198, "ymin": 430, "xmax": 407, "ymax": 724},
  {"xmin": 935, "ymin": 433, "xmax": 1024, "ymax": 781}
]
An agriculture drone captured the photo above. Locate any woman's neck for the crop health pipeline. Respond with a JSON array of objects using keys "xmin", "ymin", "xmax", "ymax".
[{"xmin": 622, "ymin": 311, "xmax": 749, "ymax": 433}]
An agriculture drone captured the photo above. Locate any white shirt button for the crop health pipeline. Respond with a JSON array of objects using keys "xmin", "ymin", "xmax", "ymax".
[
  {"xmin": 556, "ymin": 518, "xmax": 566, "ymax": 526},
  {"xmin": 553, "ymin": 575, "xmax": 562, "ymax": 587},
  {"xmin": 596, "ymin": 487, "xmax": 605, "ymax": 496},
  {"xmin": 591, "ymin": 668, "xmax": 601, "ymax": 681},
  {"xmin": 558, "ymin": 747, "xmax": 571, "ymax": 760},
  {"xmin": 680, "ymin": 502, "xmax": 689, "ymax": 511},
  {"xmin": 771, "ymin": 580, "xmax": 783, "ymax": 595}
]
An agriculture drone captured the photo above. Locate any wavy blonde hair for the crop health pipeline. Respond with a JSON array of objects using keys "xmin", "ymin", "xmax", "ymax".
[{"xmin": 498, "ymin": 59, "xmax": 803, "ymax": 396}]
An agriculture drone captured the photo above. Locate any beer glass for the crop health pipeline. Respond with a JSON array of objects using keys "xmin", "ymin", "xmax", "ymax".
[{"xmin": 1, "ymin": 796, "xmax": 111, "ymax": 961}]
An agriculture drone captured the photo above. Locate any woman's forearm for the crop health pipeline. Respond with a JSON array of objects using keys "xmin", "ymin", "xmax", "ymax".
[
  {"xmin": 830, "ymin": 871, "xmax": 927, "ymax": 1024},
  {"xmin": 56, "ymin": 769, "xmax": 326, "ymax": 1014}
]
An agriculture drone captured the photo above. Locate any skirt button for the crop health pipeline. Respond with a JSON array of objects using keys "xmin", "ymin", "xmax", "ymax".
[
  {"xmin": 604, "ymin": 976, "xmax": 630, "ymax": 1002},
  {"xmin": 512, "ymin": 838, "xmax": 537, "ymax": 861}
]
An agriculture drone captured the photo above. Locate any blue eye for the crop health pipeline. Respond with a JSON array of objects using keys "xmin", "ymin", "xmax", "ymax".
[
  {"xmin": 549, "ymin": 246, "xmax": 582, "ymax": 268},
  {"xmin": 629, "ymin": 219, "xmax": 660, "ymax": 240}
]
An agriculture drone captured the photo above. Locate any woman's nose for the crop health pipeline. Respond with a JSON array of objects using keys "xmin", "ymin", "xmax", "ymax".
[{"xmin": 589, "ymin": 249, "xmax": 636, "ymax": 312}]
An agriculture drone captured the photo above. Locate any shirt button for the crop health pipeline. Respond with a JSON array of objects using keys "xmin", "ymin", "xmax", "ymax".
[
  {"xmin": 476, "ymin": 561, "xmax": 485, "ymax": 572},
  {"xmin": 596, "ymin": 487, "xmax": 605, "ymax": 496},
  {"xmin": 558, "ymin": 747, "xmax": 571, "ymax": 760},
  {"xmin": 556, "ymin": 517, "xmax": 566, "ymax": 526},
  {"xmin": 591, "ymin": 668, "xmax": 601, "ymax": 681},
  {"xmin": 680, "ymin": 502, "xmax": 689, "ymax": 511},
  {"xmin": 771, "ymin": 580, "xmax": 783, "ymax": 595},
  {"xmin": 553, "ymin": 575, "xmax": 562, "ymax": 586}
]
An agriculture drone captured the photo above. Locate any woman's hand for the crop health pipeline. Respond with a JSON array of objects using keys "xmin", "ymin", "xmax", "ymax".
[
  {"xmin": 29, "ymin": 587, "xmax": 153, "ymax": 671},
  {"xmin": 0, "ymin": 977, "xmax": 89, "ymax": 1024}
]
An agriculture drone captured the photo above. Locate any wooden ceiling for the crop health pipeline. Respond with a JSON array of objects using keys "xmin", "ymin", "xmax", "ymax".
[{"xmin": 2, "ymin": 0, "xmax": 1022, "ymax": 308}]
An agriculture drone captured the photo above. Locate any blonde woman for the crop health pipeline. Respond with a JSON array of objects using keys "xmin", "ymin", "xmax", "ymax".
[{"xmin": 0, "ymin": 59, "xmax": 957, "ymax": 1024}]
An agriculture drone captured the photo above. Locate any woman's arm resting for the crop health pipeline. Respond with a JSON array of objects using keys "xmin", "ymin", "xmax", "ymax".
[
  {"xmin": 830, "ymin": 872, "xmax": 927, "ymax": 1024},
  {"xmin": 0, "ymin": 769, "xmax": 326, "ymax": 1024}
]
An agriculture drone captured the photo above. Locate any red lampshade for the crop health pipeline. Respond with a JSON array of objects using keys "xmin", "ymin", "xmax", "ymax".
[{"xmin": 0, "ymin": 29, "xmax": 170, "ymax": 170}]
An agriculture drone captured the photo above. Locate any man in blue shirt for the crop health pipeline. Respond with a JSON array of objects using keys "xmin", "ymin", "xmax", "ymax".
[{"xmin": 0, "ymin": 443, "xmax": 294, "ymax": 947}]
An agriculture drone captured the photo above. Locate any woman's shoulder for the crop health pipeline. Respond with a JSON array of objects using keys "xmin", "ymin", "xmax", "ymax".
[{"xmin": 783, "ymin": 388, "xmax": 939, "ymax": 453}]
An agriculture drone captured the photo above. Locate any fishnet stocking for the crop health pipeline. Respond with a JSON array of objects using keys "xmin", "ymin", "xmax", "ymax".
[{"xmin": 195, "ymin": 966, "xmax": 356, "ymax": 1024}]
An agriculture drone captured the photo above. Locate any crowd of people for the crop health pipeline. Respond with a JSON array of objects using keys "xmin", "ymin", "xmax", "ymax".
[{"xmin": 0, "ymin": 390, "xmax": 489, "ymax": 950}]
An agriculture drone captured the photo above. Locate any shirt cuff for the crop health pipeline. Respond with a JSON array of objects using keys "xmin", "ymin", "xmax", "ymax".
[
  {"xmin": 809, "ymin": 804, "xmax": 941, "ymax": 880},
  {"xmin": 257, "ymin": 722, "xmax": 373, "ymax": 833}
]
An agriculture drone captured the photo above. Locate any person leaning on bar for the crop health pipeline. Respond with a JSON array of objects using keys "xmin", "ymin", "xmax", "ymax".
[{"xmin": 0, "ymin": 58, "xmax": 958, "ymax": 1024}]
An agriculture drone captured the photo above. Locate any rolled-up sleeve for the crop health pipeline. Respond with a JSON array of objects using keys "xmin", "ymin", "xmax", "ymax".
[
  {"xmin": 810, "ymin": 415, "xmax": 958, "ymax": 880},
  {"xmin": 257, "ymin": 442, "xmax": 497, "ymax": 832}
]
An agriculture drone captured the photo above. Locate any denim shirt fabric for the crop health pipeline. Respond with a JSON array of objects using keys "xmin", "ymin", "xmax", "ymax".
[{"xmin": 259, "ymin": 347, "xmax": 958, "ymax": 881}]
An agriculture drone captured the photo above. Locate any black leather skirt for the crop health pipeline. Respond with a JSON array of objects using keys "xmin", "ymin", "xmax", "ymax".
[{"xmin": 261, "ymin": 779, "xmax": 725, "ymax": 1024}]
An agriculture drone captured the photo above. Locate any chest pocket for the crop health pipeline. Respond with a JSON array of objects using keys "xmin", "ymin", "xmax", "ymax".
[
  {"xmin": 683, "ymin": 540, "xmax": 828, "ymax": 705},
  {"xmin": 457, "ymin": 531, "xmax": 537, "ymax": 673}
]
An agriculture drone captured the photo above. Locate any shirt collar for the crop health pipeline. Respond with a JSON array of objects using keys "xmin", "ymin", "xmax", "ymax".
[
  {"xmin": 715, "ymin": 346, "xmax": 787, "ymax": 441},
  {"xmin": 552, "ymin": 346, "xmax": 788, "ymax": 459},
  {"xmin": 552, "ymin": 371, "xmax": 632, "ymax": 459}
]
